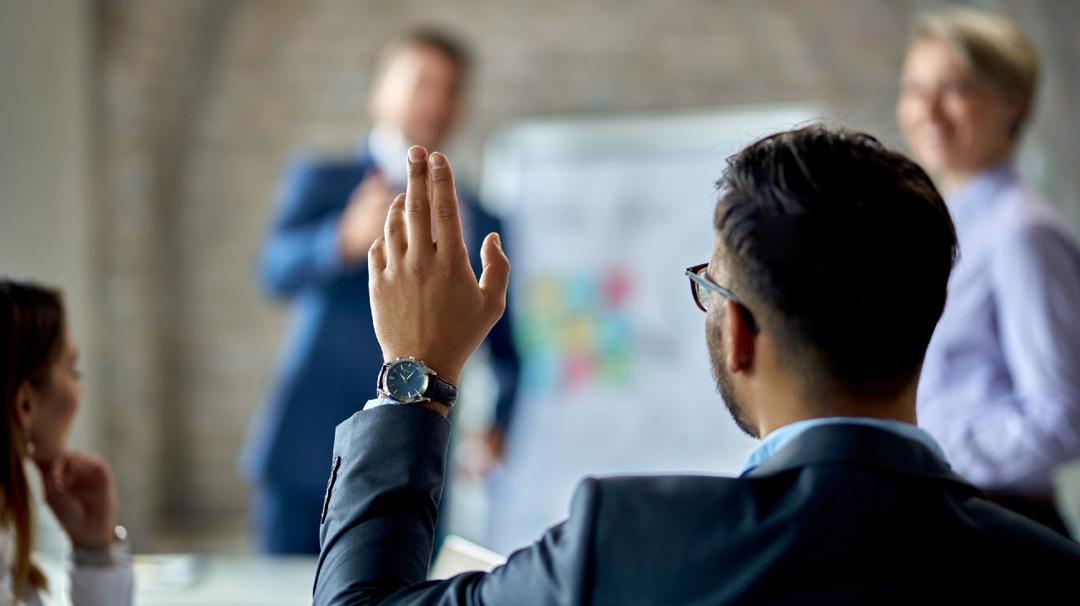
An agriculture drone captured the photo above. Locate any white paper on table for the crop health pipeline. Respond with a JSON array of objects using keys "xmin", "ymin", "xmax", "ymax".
[{"xmin": 430, "ymin": 535, "xmax": 507, "ymax": 579}]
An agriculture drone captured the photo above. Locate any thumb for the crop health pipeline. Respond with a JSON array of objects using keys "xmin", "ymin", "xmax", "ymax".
[
  {"xmin": 362, "ymin": 169, "xmax": 386, "ymax": 187},
  {"xmin": 478, "ymin": 232, "xmax": 510, "ymax": 313},
  {"xmin": 367, "ymin": 173, "xmax": 391, "ymax": 195}
]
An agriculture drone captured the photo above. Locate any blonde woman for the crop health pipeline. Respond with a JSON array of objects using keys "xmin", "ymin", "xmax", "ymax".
[
  {"xmin": 898, "ymin": 8, "xmax": 1080, "ymax": 532},
  {"xmin": 1, "ymin": 280, "xmax": 132, "ymax": 605}
]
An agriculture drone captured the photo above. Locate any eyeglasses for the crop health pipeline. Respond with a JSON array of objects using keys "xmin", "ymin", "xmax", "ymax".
[{"xmin": 684, "ymin": 263, "xmax": 760, "ymax": 333}]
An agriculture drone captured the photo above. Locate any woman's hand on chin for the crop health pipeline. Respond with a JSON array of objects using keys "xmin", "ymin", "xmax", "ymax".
[{"xmin": 41, "ymin": 452, "xmax": 118, "ymax": 549}]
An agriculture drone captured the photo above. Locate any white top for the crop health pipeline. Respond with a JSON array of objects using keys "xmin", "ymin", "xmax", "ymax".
[{"xmin": 0, "ymin": 461, "xmax": 132, "ymax": 606}]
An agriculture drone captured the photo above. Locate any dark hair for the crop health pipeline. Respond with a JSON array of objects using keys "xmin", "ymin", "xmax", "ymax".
[
  {"xmin": 715, "ymin": 125, "xmax": 957, "ymax": 400},
  {"xmin": 0, "ymin": 279, "xmax": 65, "ymax": 595},
  {"xmin": 375, "ymin": 27, "xmax": 472, "ymax": 77}
]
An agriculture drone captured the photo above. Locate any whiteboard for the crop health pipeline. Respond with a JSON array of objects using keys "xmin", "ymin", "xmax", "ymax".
[{"xmin": 480, "ymin": 105, "xmax": 824, "ymax": 553}]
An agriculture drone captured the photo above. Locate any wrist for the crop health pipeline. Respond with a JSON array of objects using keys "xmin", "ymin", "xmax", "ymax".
[
  {"xmin": 377, "ymin": 356, "xmax": 459, "ymax": 409},
  {"xmin": 73, "ymin": 526, "xmax": 116, "ymax": 551},
  {"xmin": 73, "ymin": 525, "xmax": 128, "ymax": 567}
]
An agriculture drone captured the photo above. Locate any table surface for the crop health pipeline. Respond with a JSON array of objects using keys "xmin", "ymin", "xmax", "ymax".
[
  {"xmin": 134, "ymin": 554, "xmax": 317, "ymax": 606},
  {"xmin": 132, "ymin": 537, "xmax": 503, "ymax": 606}
]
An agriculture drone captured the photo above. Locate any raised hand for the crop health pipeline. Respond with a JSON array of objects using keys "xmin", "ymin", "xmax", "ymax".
[
  {"xmin": 368, "ymin": 146, "xmax": 510, "ymax": 392},
  {"xmin": 41, "ymin": 452, "xmax": 118, "ymax": 549}
]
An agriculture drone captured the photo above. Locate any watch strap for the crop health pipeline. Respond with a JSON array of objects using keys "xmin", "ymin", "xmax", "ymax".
[{"xmin": 424, "ymin": 374, "xmax": 457, "ymax": 408}]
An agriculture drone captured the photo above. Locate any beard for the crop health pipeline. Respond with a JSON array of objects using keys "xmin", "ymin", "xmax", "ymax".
[{"xmin": 707, "ymin": 312, "xmax": 759, "ymax": 439}]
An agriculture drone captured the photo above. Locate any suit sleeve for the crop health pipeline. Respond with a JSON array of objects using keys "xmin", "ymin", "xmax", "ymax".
[
  {"xmin": 257, "ymin": 159, "xmax": 352, "ymax": 299},
  {"xmin": 314, "ymin": 405, "xmax": 597, "ymax": 605},
  {"xmin": 947, "ymin": 221, "xmax": 1080, "ymax": 491}
]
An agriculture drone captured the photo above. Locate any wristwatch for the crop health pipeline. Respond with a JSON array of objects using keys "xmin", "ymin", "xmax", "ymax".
[{"xmin": 377, "ymin": 357, "xmax": 457, "ymax": 408}]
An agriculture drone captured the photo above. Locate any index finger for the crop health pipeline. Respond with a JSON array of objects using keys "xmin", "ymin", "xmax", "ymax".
[
  {"xmin": 429, "ymin": 152, "xmax": 465, "ymax": 254},
  {"xmin": 405, "ymin": 145, "xmax": 433, "ymax": 251}
]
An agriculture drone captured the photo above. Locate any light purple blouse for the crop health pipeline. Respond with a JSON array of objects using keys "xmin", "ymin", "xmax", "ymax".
[{"xmin": 917, "ymin": 161, "xmax": 1080, "ymax": 496}]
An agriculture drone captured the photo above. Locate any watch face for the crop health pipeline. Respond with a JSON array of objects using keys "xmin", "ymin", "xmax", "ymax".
[{"xmin": 386, "ymin": 360, "xmax": 428, "ymax": 401}]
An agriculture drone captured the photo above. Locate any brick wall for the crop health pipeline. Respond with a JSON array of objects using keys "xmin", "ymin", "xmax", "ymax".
[{"xmin": 91, "ymin": 0, "xmax": 1080, "ymax": 550}]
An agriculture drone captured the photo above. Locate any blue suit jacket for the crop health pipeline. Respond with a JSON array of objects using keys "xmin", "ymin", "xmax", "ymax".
[
  {"xmin": 314, "ymin": 410, "xmax": 1080, "ymax": 604},
  {"xmin": 241, "ymin": 151, "xmax": 520, "ymax": 497}
]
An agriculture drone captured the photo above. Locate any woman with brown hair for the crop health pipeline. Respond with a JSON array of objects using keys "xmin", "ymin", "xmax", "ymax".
[{"xmin": 1, "ymin": 279, "xmax": 131, "ymax": 605}]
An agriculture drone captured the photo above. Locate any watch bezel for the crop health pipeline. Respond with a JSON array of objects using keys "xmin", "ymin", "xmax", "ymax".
[{"xmin": 379, "ymin": 357, "xmax": 432, "ymax": 404}]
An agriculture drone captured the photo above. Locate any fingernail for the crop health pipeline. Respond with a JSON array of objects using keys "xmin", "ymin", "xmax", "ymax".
[
  {"xmin": 408, "ymin": 146, "xmax": 426, "ymax": 163},
  {"xmin": 429, "ymin": 152, "xmax": 447, "ymax": 168},
  {"xmin": 492, "ymin": 232, "xmax": 502, "ymax": 248}
]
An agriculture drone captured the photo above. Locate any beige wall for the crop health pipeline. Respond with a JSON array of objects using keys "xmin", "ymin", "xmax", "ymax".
[{"xmin": 0, "ymin": 1, "xmax": 98, "ymax": 450}]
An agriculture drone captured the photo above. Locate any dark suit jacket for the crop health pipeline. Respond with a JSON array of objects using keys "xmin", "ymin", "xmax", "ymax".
[
  {"xmin": 314, "ymin": 406, "xmax": 1080, "ymax": 605},
  {"xmin": 239, "ymin": 149, "xmax": 520, "ymax": 498}
]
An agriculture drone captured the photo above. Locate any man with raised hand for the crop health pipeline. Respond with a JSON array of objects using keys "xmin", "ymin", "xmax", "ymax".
[{"xmin": 315, "ymin": 128, "xmax": 1079, "ymax": 606}]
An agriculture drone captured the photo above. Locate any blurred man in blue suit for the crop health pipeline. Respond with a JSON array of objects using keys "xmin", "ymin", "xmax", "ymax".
[{"xmin": 240, "ymin": 29, "xmax": 520, "ymax": 554}]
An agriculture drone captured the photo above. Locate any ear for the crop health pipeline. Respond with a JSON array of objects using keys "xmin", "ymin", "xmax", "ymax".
[
  {"xmin": 723, "ymin": 299, "xmax": 756, "ymax": 375},
  {"xmin": 14, "ymin": 380, "xmax": 38, "ymax": 430},
  {"xmin": 1006, "ymin": 95, "xmax": 1030, "ymax": 139}
]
